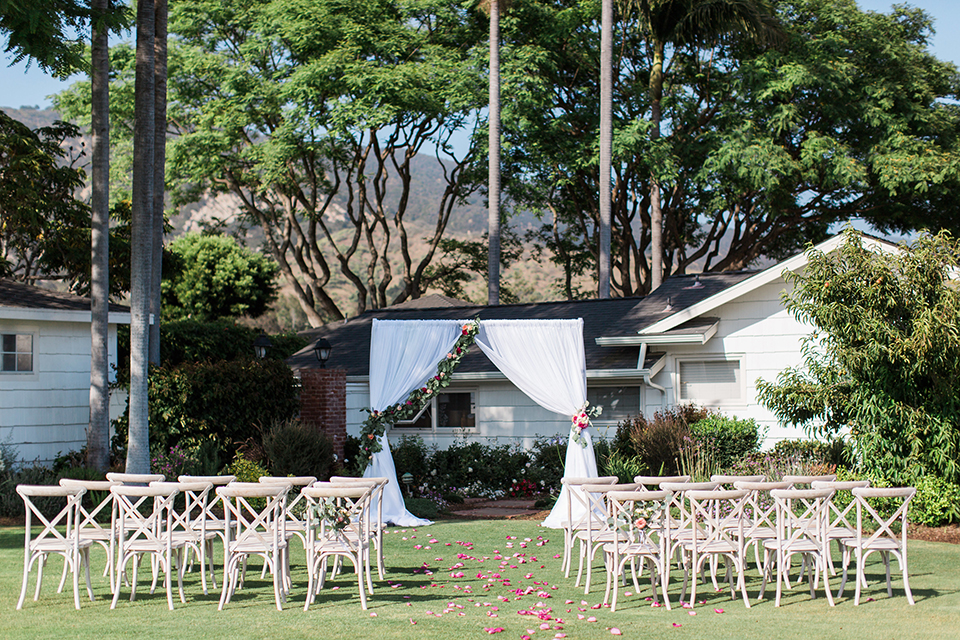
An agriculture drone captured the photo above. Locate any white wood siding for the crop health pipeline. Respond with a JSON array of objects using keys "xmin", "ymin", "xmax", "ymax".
[
  {"xmin": 645, "ymin": 276, "xmax": 812, "ymax": 446},
  {"xmin": 0, "ymin": 319, "xmax": 120, "ymax": 466}
]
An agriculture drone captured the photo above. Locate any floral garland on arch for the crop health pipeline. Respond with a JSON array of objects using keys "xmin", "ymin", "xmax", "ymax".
[
  {"xmin": 571, "ymin": 401, "xmax": 602, "ymax": 448},
  {"xmin": 359, "ymin": 318, "xmax": 481, "ymax": 461}
]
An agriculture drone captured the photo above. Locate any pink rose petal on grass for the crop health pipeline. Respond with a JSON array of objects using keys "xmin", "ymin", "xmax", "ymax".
[
  {"xmin": 409, "ymin": 619, "xmax": 416, "ymax": 625},
  {"xmin": 673, "ymin": 623, "xmax": 683, "ymax": 628},
  {"xmin": 587, "ymin": 617, "xmax": 597, "ymax": 622},
  {"xmin": 688, "ymin": 610, "xmax": 697, "ymax": 616},
  {"xmin": 714, "ymin": 608, "xmax": 724, "ymax": 614},
  {"xmin": 609, "ymin": 629, "xmax": 622, "ymax": 636}
]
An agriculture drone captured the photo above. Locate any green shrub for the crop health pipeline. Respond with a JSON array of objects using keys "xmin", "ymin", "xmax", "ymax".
[
  {"xmin": 112, "ymin": 357, "xmax": 299, "ymax": 463},
  {"xmin": 911, "ymin": 475, "xmax": 960, "ymax": 527},
  {"xmin": 223, "ymin": 455, "xmax": 270, "ymax": 509},
  {"xmin": 690, "ymin": 414, "xmax": 763, "ymax": 470},
  {"xmin": 619, "ymin": 405, "xmax": 712, "ymax": 476},
  {"xmin": 0, "ymin": 463, "xmax": 59, "ymax": 518},
  {"xmin": 404, "ymin": 497, "xmax": 438, "ymax": 520},
  {"xmin": 772, "ymin": 438, "xmax": 850, "ymax": 468},
  {"xmin": 263, "ymin": 419, "xmax": 335, "ymax": 480},
  {"xmin": 600, "ymin": 450, "xmax": 645, "ymax": 483}
]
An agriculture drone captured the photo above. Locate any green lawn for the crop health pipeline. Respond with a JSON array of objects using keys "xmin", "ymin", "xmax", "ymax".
[{"xmin": 1, "ymin": 519, "xmax": 957, "ymax": 640}]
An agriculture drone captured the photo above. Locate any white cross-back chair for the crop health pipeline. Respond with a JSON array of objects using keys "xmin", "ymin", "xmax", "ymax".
[
  {"xmin": 676, "ymin": 488, "xmax": 752, "ymax": 608},
  {"xmin": 217, "ymin": 482, "xmax": 291, "ymax": 611},
  {"xmin": 574, "ymin": 482, "xmax": 641, "ymax": 594},
  {"xmin": 258, "ymin": 476, "xmax": 317, "ymax": 549},
  {"xmin": 150, "ymin": 481, "xmax": 217, "ymax": 594},
  {"xmin": 602, "ymin": 489, "xmax": 673, "ymax": 612},
  {"xmin": 110, "ymin": 483, "xmax": 186, "ymax": 610},
  {"xmin": 812, "ymin": 479, "xmax": 870, "ymax": 577},
  {"xmin": 633, "ymin": 475, "xmax": 690, "ymax": 490},
  {"xmin": 838, "ymin": 486, "xmax": 916, "ymax": 605},
  {"xmin": 783, "ymin": 474, "xmax": 837, "ymax": 488},
  {"xmin": 329, "ymin": 476, "xmax": 388, "ymax": 580},
  {"xmin": 302, "ymin": 484, "xmax": 374, "ymax": 610},
  {"xmin": 559, "ymin": 476, "xmax": 617, "ymax": 577},
  {"xmin": 106, "ymin": 472, "xmax": 165, "ymax": 485},
  {"xmin": 16, "ymin": 484, "xmax": 94, "ymax": 610},
  {"xmin": 58, "ymin": 479, "xmax": 120, "ymax": 592},
  {"xmin": 711, "ymin": 474, "xmax": 765, "ymax": 488},
  {"xmin": 734, "ymin": 480, "xmax": 791, "ymax": 573},
  {"xmin": 178, "ymin": 474, "xmax": 236, "ymax": 543},
  {"xmin": 762, "ymin": 488, "xmax": 836, "ymax": 607}
]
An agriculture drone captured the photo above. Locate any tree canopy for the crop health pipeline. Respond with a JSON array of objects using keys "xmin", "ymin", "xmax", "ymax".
[
  {"xmin": 161, "ymin": 232, "xmax": 279, "ymax": 322},
  {"xmin": 0, "ymin": 110, "xmax": 89, "ymax": 281},
  {"xmin": 501, "ymin": 0, "xmax": 960, "ymax": 295},
  {"xmin": 757, "ymin": 230, "xmax": 960, "ymax": 484}
]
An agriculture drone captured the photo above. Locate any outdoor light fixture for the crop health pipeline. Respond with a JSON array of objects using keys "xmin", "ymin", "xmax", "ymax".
[
  {"xmin": 314, "ymin": 337, "xmax": 332, "ymax": 368},
  {"xmin": 253, "ymin": 332, "xmax": 272, "ymax": 359}
]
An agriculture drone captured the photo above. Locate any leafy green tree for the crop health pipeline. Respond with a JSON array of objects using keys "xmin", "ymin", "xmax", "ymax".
[
  {"xmin": 0, "ymin": 0, "xmax": 94, "ymax": 75},
  {"xmin": 0, "ymin": 111, "xmax": 89, "ymax": 280},
  {"xmin": 501, "ymin": 0, "xmax": 960, "ymax": 297},
  {"xmin": 161, "ymin": 233, "xmax": 279, "ymax": 322},
  {"xmin": 162, "ymin": 0, "xmax": 487, "ymax": 324},
  {"xmin": 757, "ymin": 230, "xmax": 960, "ymax": 485}
]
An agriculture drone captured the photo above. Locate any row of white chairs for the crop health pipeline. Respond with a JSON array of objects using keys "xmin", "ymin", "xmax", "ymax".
[
  {"xmin": 15, "ymin": 473, "xmax": 388, "ymax": 612},
  {"xmin": 559, "ymin": 474, "xmax": 916, "ymax": 611}
]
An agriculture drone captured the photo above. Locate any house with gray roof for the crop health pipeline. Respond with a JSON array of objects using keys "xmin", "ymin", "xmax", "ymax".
[
  {"xmin": 289, "ymin": 235, "xmax": 891, "ymax": 450},
  {"xmin": 0, "ymin": 279, "xmax": 130, "ymax": 465}
]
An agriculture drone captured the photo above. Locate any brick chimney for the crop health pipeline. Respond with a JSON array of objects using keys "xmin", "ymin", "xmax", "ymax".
[{"xmin": 298, "ymin": 368, "xmax": 347, "ymax": 459}]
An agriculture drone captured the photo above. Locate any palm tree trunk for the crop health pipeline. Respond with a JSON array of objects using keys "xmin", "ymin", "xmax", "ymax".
[
  {"xmin": 148, "ymin": 0, "xmax": 167, "ymax": 365},
  {"xmin": 87, "ymin": 0, "xmax": 110, "ymax": 473},
  {"xmin": 598, "ymin": 0, "xmax": 613, "ymax": 298},
  {"xmin": 127, "ymin": 0, "xmax": 156, "ymax": 474},
  {"xmin": 648, "ymin": 38, "xmax": 665, "ymax": 291},
  {"xmin": 487, "ymin": 0, "xmax": 501, "ymax": 306}
]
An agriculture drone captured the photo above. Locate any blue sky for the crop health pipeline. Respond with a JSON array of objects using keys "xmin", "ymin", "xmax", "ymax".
[{"xmin": 1, "ymin": 1, "xmax": 958, "ymax": 109}]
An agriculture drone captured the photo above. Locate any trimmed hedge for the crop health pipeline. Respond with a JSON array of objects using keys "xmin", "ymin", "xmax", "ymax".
[{"xmin": 689, "ymin": 414, "xmax": 764, "ymax": 470}]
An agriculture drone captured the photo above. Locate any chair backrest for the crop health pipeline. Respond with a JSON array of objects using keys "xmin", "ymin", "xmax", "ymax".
[
  {"xmin": 851, "ymin": 486, "xmax": 916, "ymax": 549},
  {"xmin": 259, "ymin": 476, "xmax": 316, "ymax": 530},
  {"xmin": 633, "ymin": 475, "xmax": 690, "ymax": 490},
  {"xmin": 733, "ymin": 480, "xmax": 790, "ymax": 536},
  {"xmin": 17, "ymin": 484, "xmax": 86, "ymax": 552},
  {"xmin": 684, "ymin": 488, "xmax": 750, "ymax": 550},
  {"xmin": 562, "ymin": 476, "xmax": 618, "ymax": 529},
  {"xmin": 111, "ymin": 484, "xmax": 180, "ymax": 548},
  {"xmin": 178, "ymin": 475, "xmax": 236, "ymax": 486},
  {"xmin": 782, "ymin": 474, "xmax": 837, "ymax": 487},
  {"xmin": 151, "ymin": 481, "xmax": 214, "ymax": 536},
  {"xmin": 812, "ymin": 480, "xmax": 870, "ymax": 533},
  {"xmin": 59, "ymin": 479, "xmax": 119, "ymax": 538},
  {"xmin": 217, "ymin": 483, "xmax": 291, "ymax": 550},
  {"xmin": 302, "ymin": 484, "xmax": 372, "ymax": 545},
  {"xmin": 106, "ymin": 472, "xmax": 165, "ymax": 485},
  {"xmin": 606, "ymin": 489, "xmax": 673, "ymax": 548},
  {"xmin": 770, "ymin": 487, "xmax": 835, "ymax": 548},
  {"xmin": 711, "ymin": 474, "xmax": 765, "ymax": 488}
]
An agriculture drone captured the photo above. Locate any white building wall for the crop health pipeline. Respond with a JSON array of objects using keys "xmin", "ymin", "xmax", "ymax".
[
  {"xmin": 346, "ymin": 380, "xmax": 582, "ymax": 452},
  {"xmin": 643, "ymin": 277, "xmax": 813, "ymax": 447},
  {"xmin": 0, "ymin": 318, "xmax": 120, "ymax": 466}
]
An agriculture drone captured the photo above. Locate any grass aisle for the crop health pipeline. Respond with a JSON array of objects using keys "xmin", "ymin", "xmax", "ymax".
[{"xmin": 2, "ymin": 520, "xmax": 958, "ymax": 639}]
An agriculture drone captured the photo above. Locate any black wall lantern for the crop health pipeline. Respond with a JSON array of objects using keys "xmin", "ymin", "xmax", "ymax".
[
  {"xmin": 253, "ymin": 332, "xmax": 272, "ymax": 359},
  {"xmin": 314, "ymin": 337, "xmax": 332, "ymax": 368}
]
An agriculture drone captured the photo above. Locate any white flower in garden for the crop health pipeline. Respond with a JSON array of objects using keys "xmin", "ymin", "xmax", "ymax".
[{"xmin": 431, "ymin": 470, "xmax": 437, "ymax": 476}]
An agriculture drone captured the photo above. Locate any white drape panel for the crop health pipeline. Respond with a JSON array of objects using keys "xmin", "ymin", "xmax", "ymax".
[
  {"xmin": 364, "ymin": 319, "xmax": 465, "ymax": 527},
  {"xmin": 473, "ymin": 319, "xmax": 597, "ymax": 529},
  {"xmin": 474, "ymin": 319, "xmax": 586, "ymax": 416}
]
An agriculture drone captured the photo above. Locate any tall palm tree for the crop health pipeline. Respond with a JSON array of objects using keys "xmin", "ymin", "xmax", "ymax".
[
  {"xmin": 636, "ymin": 0, "xmax": 782, "ymax": 290},
  {"xmin": 127, "ymin": 0, "xmax": 156, "ymax": 474},
  {"xmin": 598, "ymin": 0, "xmax": 613, "ymax": 298},
  {"xmin": 87, "ymin": 0, "xmax": 110, "ymax": 473},
  {"xmin": 483, "ymin": 0, "xmax": 509, "ymax": 306},
  {"xmin": 148, "ymin": 0, "xmax": 167, "ymax": 365}
]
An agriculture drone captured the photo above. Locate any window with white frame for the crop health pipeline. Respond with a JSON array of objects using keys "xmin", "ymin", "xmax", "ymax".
[
  {"xmin": 1, "ymin": 333, "xmax": 33, "ymax": 372},
  {"xmin": 393, "ymin": 390, "xmax": 477, "ymax": 431},
  {"xmin": 587, "ymin": 386, "xmax": 640, "ymax": 421},
  {"xmin": 678, "ymin": 359, "xmax": 741, "ymax": 402}
]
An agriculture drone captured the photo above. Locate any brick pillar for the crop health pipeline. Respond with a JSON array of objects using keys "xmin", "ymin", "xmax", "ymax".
[{"xmin": 299, "ymin": 368, "xmax": 347, "ymax": 460}]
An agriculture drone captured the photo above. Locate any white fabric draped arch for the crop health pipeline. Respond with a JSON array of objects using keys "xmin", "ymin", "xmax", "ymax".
[
  {"xmin": 474, "ymin": 319, "xmax": 597, "ymax": 528},
  {"xmin": 363, "ymin": 317, "xmax": 598, "ymax": 529},
  {"xmin": 364, "ymin": 319, "xmax": 466, "ymax": 526}
]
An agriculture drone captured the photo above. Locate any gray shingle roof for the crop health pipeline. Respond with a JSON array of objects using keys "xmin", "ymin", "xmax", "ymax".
[
  {"xmin": 0, "ymin": 278, "xmax": 129, "ymax": 314},
  {"xmin": 287, "ymin": 271, "xmax": 757, "ymax": 377}
]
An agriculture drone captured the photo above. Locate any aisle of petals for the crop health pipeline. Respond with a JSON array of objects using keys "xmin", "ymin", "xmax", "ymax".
[{"xmin": 378, "ymin": 527, "xmax": 727, "ymax": 637}]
